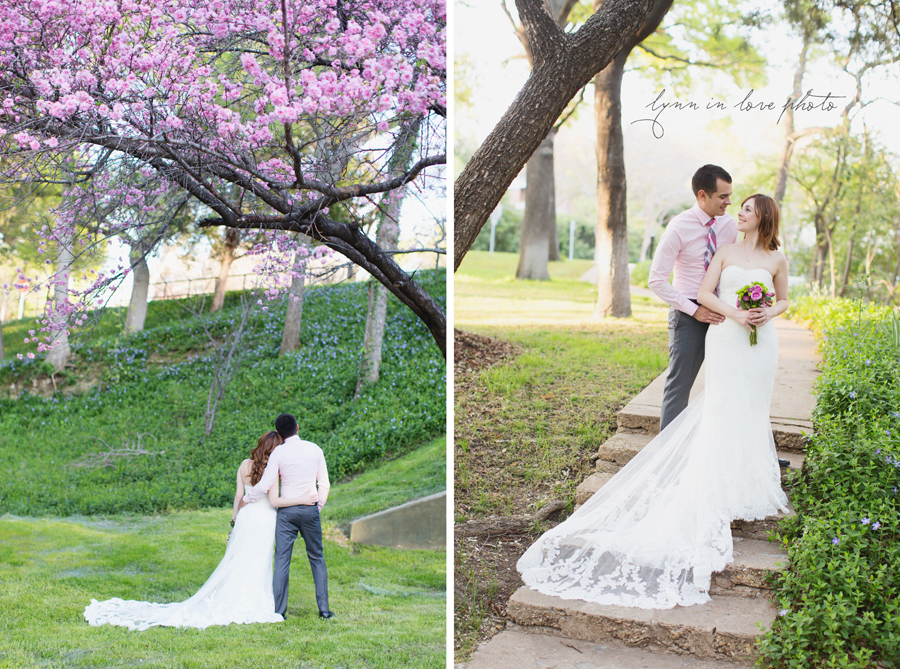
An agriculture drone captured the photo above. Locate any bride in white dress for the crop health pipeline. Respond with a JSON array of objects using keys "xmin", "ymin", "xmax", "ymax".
[
  {"xmin": 517, "ymin": 193, "xmax": 790, "ymax": 609},
  {"xmin": 85, "ymin": 431, "xmax": 303, "ymax": 630}
]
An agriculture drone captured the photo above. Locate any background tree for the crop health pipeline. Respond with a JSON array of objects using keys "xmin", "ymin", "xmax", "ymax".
[
  {"xmin": 591, "ymin": 0, "xmax": 766, "ymax": 318},
  {"xmin": 501, "ymin": 0, "xmax": 585, "ymax": 280},
  {"xmin": 453, "ymin": 0, "xmax": 657, "ymax": 268},
  {"xmin": 0, "ymin": 0, "xmax": 447, "ymax": 356}
]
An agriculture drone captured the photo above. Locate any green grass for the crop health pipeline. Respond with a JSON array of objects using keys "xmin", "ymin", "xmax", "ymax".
[
  {"xmin": 0, "ymin": 438, "xmax": 447, "ymax": 669},
  {"xmin": 323, "ymin": 434, "xmax": 446, "ymax": 527},
  {"xmin": 455, "ymin": 251, "xmax": 668, "ymax": 328},
  {"xmin": 453, "ymin": 251, "xmax": 671, "ymax": 659},
  {"xmin": 0, "ymin": 271, "xmax": 445, "ymax": 516}
]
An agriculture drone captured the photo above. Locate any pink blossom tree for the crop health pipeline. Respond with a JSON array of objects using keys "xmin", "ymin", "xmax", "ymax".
[{"xmin": 0, "ymin": 0, "xmax": 447, "ymax": 359}]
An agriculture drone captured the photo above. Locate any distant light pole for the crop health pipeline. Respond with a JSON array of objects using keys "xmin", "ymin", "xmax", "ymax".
[
  {"xmin": 649, "ymin": 235, "xmax": 656, "ymax": 260},
  {"xmin": 569, "ymin": 221, "xmax": 576, "ymax": 261},
  {"xmin": 489, "ymin": 205, "xmax": 502, "ymax": 253}
]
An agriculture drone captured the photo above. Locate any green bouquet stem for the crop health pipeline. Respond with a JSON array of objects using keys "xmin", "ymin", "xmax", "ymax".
[{"xmin": 750, "ymin": 324, "xmax": 758, "ymax": 346}]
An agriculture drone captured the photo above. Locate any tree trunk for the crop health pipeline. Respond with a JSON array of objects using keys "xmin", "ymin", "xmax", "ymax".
[
  {"xmin": 355, "ymin": 211, "xmax": 401, "ymax": 392},
  {"xmin": 124, "ymin": 243, "xmax": 150, "ymax": 334},
  {"xmin": 516, "ymin": 129, "xmax": 557, "ymax": 280},
  {"xmin": 355, "ymin": 120, "xmax": 419, "ymax": 393},
  {"xmin": 838, "ymin": 232, "xmax": 856, "ymax": 297},
  {"xmin": 453, "ymin": 0, "xmax": 657, "ymax": 269},
  {"xmin": 773, "ymin": 38, "xmax": 809, "ymax": 209},
  {"xmin": 593, "ymin": 52, "xmax": 632, "ymax": 318},
  {"xmin": 211, "ymin": 228, "xmax": 239, "ymax": 313},
  {"xmin": 279, "ymin": 245, "xmax": 307, "ymax": 355},
  {"xmin": 45, "ymin": 229, "xmax": 73, "ymax": 372}
]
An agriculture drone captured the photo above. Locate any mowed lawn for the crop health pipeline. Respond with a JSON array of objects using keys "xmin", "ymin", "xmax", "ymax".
[{"xmin": 0, "ymin": 437, "xmax": 447, "ymax": 669}]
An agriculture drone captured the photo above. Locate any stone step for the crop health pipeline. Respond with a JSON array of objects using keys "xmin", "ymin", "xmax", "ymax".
[
  {"xmin": 616, "ymin": 407, "xmax": 812, "ymax": 452},
  {"xmin": 596, "ymin": 432, "xmax": 653, "ymax": 466},
  {"xmin": 731, "ymin": 502, "xmax": 794, "ymax": 540},
  {"xmin": 507, "ymin": 586, "xmax": 777, "ymax": 664},
  {"xmin": 712, "ymin": 538, "xmax": 788, "ymax": 598}
]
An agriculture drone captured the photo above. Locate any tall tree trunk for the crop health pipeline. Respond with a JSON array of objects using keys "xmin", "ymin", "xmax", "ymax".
[
  {"xmin": 45, "ymin": 229, "xmax": 73, "ymax": 372},
  {"xmin": 279, "ymin": 244, "xmax": 307, "ymax": 355},
  {"xmin": 125, "ymin": 242, "xmax": 150, "ymax": 334},
  {"xmin": 211, "ymin": 228, "xmax": 239, "ymax": 313},
  {"xmin": 773, "ymin": 38, "xmax": 810, "ymax": 209},
  {"xmin": 516, "ymin": 129, "xmax": 557, "ymax": 280},
  {"xmin": 838, "ymin": 231, "xmax": 856, "ymax": 297},
  {"xmin": 453, "ymin": 0, "xmax": 657, "ymax": 269},
  {"xmin": 825, "ymin": 223, "xmax": 837, "ymax": 298},
  {"xmin": 355, "ymin": 120, "xmax": 419, "ymax": 394},
  {"xmin": 593, "ymin": 52, "xmax": 632, "ymax": 318}
]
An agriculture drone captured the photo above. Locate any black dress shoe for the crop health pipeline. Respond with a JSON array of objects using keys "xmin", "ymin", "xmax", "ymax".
[
  {"xmin": 778, "ymin": 458, "xmax": 790, "ymax": 468},
  {"xmin": 319, "ymin": 610, "xmax": 334, "ymax": 619}
]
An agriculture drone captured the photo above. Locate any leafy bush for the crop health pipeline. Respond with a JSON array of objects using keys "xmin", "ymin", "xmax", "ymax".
[
  {"xmin": 760, "ymin": 296, "xmax": 900, "ymax": 667},
  {"xmin": 0, "ymin": 271, "xmax": 446, "ymax": 516},
  {"xmin": 630, "ymin": 260, "xmax": 652, "ymax": 288}
]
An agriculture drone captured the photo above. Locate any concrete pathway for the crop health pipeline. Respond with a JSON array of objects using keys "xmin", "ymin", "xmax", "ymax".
[{"xmin": 459, "ymin": 315, "xmax": 820, "ymax": 668}]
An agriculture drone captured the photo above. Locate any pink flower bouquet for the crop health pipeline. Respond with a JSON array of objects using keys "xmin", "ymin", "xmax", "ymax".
[{"xmin": 735, "ymin": 282, "xmax": 775, "ymax": 346}]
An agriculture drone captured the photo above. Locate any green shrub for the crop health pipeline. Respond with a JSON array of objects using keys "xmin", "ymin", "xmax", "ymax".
[
  {"xmin": 761, "ymin": 298, "xmax": 900, "ymax": 667},
  {"xmin": 0, "ymin": 271, "xmax": 446, "ymax": 516}
]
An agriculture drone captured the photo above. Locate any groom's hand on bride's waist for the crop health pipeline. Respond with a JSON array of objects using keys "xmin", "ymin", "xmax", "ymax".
[{"xmin": 692, "ymin": 305, "xmax": 725, "ymax": 324}]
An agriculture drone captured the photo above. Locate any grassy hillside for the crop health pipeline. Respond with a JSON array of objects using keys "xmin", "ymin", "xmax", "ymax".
[{"xmin": 0, "ymin": 270, "xmax": 446, "ymax": 516}]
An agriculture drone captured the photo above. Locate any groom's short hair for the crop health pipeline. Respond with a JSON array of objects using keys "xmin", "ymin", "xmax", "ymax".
[
  {"xmin": 275, "ymin": 413, "xmax": 298, "ymax": 439},
  {"xmin": 692, "ymin": 164, "xmax": 732, "ymax": 197}
]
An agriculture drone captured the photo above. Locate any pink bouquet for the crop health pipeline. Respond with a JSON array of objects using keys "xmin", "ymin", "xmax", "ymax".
[{"xmin": 735, "ymin": 282, "xmax": 775, "ymax": 346}]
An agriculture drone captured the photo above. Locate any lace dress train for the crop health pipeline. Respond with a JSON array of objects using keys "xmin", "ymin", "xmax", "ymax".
[
  {"xmin": 84, "ymin": 487, "xmax": 283, "ymax": 630},
  {"xmin": 517, "ymin": 266, "xmax": 789, "ymax": 609}
]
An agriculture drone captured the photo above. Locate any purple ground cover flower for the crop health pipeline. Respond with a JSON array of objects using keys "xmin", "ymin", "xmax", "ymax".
[
  {"xmin": 849, "ymin": 391, "xmax": 857, "ymax": 398},
  {"xmin": 872, "ymin": 522, "xmax": 881, "ymax": 531},
  {"xmin": 861, "ymin": 517, "xmax": 870, "ymax": 525},
  {"xmin": 832, "ymin": 537, "xmax": 840, "ymax": 545}
]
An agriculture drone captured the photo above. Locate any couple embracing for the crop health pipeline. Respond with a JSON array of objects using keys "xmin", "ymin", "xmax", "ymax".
[
  {"xmin": 519, "ymin": 165, "xmax": 792, "ymax": 609},
  {"xmin": 85, "ymin": 413, "xmax": 333, "ymax": 630}
]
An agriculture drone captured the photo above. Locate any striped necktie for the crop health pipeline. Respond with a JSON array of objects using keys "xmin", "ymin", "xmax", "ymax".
[{"xmin": 704, "ymin": 218, "xmax": 717, "ymax": 270}]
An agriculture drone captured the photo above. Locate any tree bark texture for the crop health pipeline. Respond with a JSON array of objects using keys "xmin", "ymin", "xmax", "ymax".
[
  {"xmin": 211, "ymin": 228, "xmax": 239, "ymax": 313},
  {"xmin": 516, "ymin": 129, "xmax": 557, "ymax": 280},
  {"xmin": 279, "ymin": 248, "xmax": 306, "ymax": 355},
  {"xmin": 46, "ymin": 230, "xmax": 73, "ymax": 372},
  {"xmin": 453, "ymin": 0, "xmax": 657, "ymax": 270},
  {"xmin": 125, "ymin": 243, "xmax": 150, "ymax": 334},
  {"xmin": 773, "ymin": 38, "xmax": 809, "ymax": 209},
  {"xmin": 355, "ymin": 179, "xmax": 403, "ymax": 392},
  {"xmin": 593, "ymin": 52, "xmax": 632, "ymax": 318}
]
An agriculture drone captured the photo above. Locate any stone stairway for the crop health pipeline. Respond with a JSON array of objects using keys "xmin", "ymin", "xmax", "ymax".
[{"xmin": 459, "ymin": 318, "xmax": 819, "ymax": 668}]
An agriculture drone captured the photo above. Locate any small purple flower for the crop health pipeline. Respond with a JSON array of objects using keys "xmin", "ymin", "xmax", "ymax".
[
  {"xmin": 832, "ymin": 537, "xmax": 840, "ymax": 545},
  {"xmin": 861, "ymin": 517, "xmax": 870, "ymax": 525},
  {"xmin": 876, "ymin": 448, "xmax": 882, "ymax": 455},
  {"xmin": 872, "ymin": 522, "xmax": 881, "ymax": 531},
  {"xmin": 778, "ymin": 609, "xmax": 788, "ymax": 616},
  {"xmin": 894, "ymin": 487, "xmax": 898, "ymax": 495},
  {"xmin": 894, "ymin": 412, "xmax": 900, "ymax": 418},
  {"xmin": 743, "ymin": 295, "xmax": 750, "ymax": 301},
  {"xmin": 849, "ymin": 391, "xmax": 857, "ymax": 398},
  {"xmin": 865, "ymin": 359, "xmax": 871, "ymax": 366}
]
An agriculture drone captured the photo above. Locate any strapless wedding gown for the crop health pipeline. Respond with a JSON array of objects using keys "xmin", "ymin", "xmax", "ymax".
[
  {"xmin": 84, "ymin": 486, "xmax": 283, "ymax": 630},
  {"xmin": 517, "ymin": 266, "xmax": 789, "ymax": 609}
]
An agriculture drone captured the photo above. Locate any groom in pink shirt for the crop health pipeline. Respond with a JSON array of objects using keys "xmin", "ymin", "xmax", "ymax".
[
  {"xmin": 649, "ymin": 164, "xmax": 737, "ymax": 430},
  {"xmin": 243, "ymin": 413, "xmax": 333, "ymax": 619}
]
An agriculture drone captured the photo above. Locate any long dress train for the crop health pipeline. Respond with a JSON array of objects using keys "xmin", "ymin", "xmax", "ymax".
[
  {"xmin": 517, "ymin": 266, "xmax": 789, "ymax": 609},
  {"xmin": 84, "ymin": 485, "xmax": 283, "ymax": 630}
]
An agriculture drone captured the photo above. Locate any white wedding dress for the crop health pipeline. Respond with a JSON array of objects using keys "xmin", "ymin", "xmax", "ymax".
[
  {"xmin": 517, "ymin": 266, "xmax": 789, "ymax": 609},
  {"xmin": 84, "ymin": 485, "xmax": 283, "ymax": 630}
]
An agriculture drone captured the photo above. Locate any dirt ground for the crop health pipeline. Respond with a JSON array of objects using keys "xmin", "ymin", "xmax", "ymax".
[{"xmin": 453, "ymin": 329, "xmax": 578, "ymax": 659}]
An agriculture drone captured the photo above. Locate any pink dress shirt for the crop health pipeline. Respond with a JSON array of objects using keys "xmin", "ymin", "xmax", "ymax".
[
  {"xmin": 243, "ymin": 435, "xmax": 331, "ymax": 508},
  {"xmin": 648, "ymin": 203, "xmax": 737, "ymax": 316}
]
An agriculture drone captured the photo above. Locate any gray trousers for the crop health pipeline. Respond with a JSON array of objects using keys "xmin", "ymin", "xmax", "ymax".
[
  {"xmin": 660, "ymin": 307, "xmax": 709, "ymax": 431},
  {"xmin": 273, "ymin": 504, "xmax": 329, "ymax": 616}
]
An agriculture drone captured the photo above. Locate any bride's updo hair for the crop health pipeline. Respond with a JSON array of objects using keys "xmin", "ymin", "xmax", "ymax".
[
  {"xmin": 250, "ymin": 431, "xmax": 284, "ymax": 486},
  {"xmin": 742, "ymin": 193, "xmax": 781, "ymax": 252}
]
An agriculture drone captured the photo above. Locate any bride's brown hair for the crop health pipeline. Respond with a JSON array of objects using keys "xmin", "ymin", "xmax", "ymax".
[
  {"xmin": 250, "ymin": 431, "xmax": 283, "ymax": 486},
  {"xmin": 742, "ymin": 194, "xmax": 781, "ymax": 252}
]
